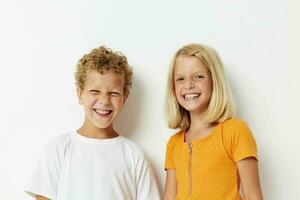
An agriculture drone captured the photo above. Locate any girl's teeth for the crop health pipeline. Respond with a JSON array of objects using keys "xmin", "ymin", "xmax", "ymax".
[{"xmin": 184, "ymin": 93, "xmax": 200, "ymax": 99}]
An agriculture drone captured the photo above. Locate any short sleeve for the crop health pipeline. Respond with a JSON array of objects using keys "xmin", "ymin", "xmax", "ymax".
[
  {"xmin": 25, "ymin": 139, "xmax": 62, "ymax": 199},
  {"xmin": 135, "ymin": 154, "xmax": 161, "ymax": 200},
  {"xmin": 223, "ymin": 119, "xmax": 258, "ymax": 162},
  {"xmin": 165, "ymin": 136, "xmax": 175, "ymax": 170}
]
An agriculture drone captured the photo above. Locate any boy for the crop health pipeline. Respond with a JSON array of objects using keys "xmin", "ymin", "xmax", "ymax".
[{"xmin": 26, "ymin": 46, "xmax": 160, "ymax": 200}]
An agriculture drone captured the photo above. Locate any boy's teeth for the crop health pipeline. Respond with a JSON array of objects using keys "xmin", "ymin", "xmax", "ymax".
[
  {"xmin": 184, "ymin": 93, "xmax": 200, "ymax": 99},
  {"xmin": 94, "ymin": 109, "xmax": 111, "ymax": 115}
]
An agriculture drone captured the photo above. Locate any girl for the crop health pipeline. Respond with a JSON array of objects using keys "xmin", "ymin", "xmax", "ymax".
[{"xmin": 163, "ymin": 43, "xmax": 263, "ymax": 200}]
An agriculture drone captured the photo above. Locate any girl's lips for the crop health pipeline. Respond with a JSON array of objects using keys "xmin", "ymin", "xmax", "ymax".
[{"xmin": 182, "ymin": 93, "xmax": 201, "ymax": 100}]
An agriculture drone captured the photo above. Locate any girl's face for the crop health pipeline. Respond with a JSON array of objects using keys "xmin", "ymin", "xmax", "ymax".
[{"xmin": 174, "ymin": 56, "xmax": 213, "ymax": 115}]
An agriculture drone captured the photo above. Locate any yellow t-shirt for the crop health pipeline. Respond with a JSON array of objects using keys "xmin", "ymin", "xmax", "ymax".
[{"xmin": 165, "ymin": 118, "xmax": 258, "ymax": 200}]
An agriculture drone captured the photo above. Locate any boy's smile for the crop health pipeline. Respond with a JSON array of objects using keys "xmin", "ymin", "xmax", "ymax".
[
  {"xmin": 77, "ymin": 70, "xmax": 127, "ymax": 137},
  {"xmin": 93, "ymin": 108, "xmax": 113, "ymax": 117}
]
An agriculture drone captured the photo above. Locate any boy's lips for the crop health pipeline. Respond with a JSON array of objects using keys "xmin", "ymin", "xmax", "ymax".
[{"xmin": 93, "ymin": 108, "xmax": 113, "ymax": 117}]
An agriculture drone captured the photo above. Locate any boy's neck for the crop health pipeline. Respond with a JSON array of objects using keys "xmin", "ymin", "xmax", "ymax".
[{"xmin": 77, "ymin": 122, "xmax": 119, "ymax": 139}]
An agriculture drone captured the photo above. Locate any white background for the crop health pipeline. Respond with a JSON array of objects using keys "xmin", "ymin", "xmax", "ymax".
[{"xmin": 0, "ymin": 0, "xmax": 299, "ymax": 199}]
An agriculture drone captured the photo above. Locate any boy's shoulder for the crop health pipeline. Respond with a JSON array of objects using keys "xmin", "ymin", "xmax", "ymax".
[
  {"xmin": 42, "ymin": 132, "xmax": 73, "ymax": 154},
  {"xmin": 119, "ymin": 136, "xmax": 145, "ymax": 156},
  {"xmin": 47, "ymin": 132, "xmax": 72, "ymax": 144}
]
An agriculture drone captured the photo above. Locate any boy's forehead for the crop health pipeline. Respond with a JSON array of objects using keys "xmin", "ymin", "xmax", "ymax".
[{"xmin": 85, "ymin": 70, "xmax": 125, "ymax": 88}]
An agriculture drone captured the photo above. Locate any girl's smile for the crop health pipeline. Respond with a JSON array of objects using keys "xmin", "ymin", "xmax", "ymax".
[
  {"xmin": 174, "ymin": 55, "xmax": 212, "ymax": 114},
  {"xmin": 182, "ymin": 92, "xmax": 201, "ymax": 100}
]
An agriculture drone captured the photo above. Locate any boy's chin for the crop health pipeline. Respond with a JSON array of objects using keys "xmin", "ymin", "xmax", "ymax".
[
  {"xmin": 92, "ymin": 122, "xmax": 113, "ymax": 129},
  {"xmin": 85, "ymin": 119, "xmax": 114, "ymax": 130}
]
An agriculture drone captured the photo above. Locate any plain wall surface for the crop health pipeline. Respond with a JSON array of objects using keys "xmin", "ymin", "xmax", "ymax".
[{"xmin": 0, "ymin": 0, "xmax": 299, "ymax": 199}]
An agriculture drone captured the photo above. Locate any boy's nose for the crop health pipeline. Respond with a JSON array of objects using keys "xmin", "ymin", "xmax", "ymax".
[{"xmin": 98, "ymin": 95, "xmax": 110, "ymax": 106}]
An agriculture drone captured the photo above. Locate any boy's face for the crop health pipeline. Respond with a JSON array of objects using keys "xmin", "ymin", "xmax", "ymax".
[{"xmin": 77, "ymin": 70, "xmax": 127, "ymax": 130}]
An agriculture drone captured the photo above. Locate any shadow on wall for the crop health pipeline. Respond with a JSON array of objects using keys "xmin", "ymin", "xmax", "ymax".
[
  {"xmin": 146, "ymin": 152, "xmax": 164, "ymax": 196},
  {"xmin": 226, "ymin": 64, "xmax": 271, "ymax": 198},
  {"xmin": 114, "ymin": 76, "xmax": 164, "ymax": 195},
  {"xmin": 114, "ymin": 76, "xmax": 144, "ymax": 138}
]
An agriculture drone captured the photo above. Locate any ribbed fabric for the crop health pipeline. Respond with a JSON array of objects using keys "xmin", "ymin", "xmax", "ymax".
[{"xmin": 165, "ymin": 118, "xmax": 258, "ymax": 200}]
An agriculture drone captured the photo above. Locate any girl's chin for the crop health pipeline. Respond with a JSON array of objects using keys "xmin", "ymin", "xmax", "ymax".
[{"xmin": 184, "ymin": 106, "xmax": 207, "ymax": 114}]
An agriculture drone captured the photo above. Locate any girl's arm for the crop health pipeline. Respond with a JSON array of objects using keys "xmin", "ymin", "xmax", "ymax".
[
  {"xmin": 163, "ymin": 169, "xmax": 177, "ymax": 200},
  {"xmin": 36, "ymin": 195, "xmax": 49, "ymax": 200},
  {"xmin": 237, "ymin": 157, "xmax": 263, "ymax": 200}
]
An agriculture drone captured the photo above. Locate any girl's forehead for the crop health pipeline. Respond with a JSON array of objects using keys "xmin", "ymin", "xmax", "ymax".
[{"xmin": 174, "ymin": 56, "xmax": 208, "ymax": 74}]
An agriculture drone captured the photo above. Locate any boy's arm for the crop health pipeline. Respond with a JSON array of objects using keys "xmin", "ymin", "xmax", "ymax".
[
  {"xmin": 163, "ymin": 169, "xmax": 176, "ymax": 200},
  {"xmin": 36, "ymin": 195, "xmax": 50, "ymax": 200},
  {"xmin": 26, "ymin": 137, "xmax": 63, "ymax": 199},
  {"xmin": 237, "ymin": 157, "xmax": 263, "ymax": 200},
  {"xmin": 135, "ymin": 156, "xmax": 160, "ymax": 200}
]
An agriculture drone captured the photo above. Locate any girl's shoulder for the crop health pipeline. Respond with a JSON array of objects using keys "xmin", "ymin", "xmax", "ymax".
[
  {"xmin": 222, "ymin": 118, "xmax": 254, "ymax": 140},
  {"xmin": 222, "ymin": 118, "xmax": 250, "ymax": 131},
  {"xmin": 167, "ymin": 130, "xmax": 184, "ymax": 146},
  {"xmin": 221, "ymin": 118, "xmax": 258, "ymax": 162}
]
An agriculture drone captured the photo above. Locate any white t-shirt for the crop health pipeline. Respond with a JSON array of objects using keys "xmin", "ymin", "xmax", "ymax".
[{"xmin": 26, "ymin": 132, "xmax": 160, "ymax": 200}]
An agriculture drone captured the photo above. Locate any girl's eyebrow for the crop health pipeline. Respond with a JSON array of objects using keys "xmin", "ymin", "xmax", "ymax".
[
  {"xmin": 174, "ymin": 74, "xmax": 183, "ymax": 76},
  {"xmin": 194, "ymin": 70, "xmax": 207, "ymax": 73},
  {"xmin": 174, "ymin": 71, "xmax": 207, "ymax": 76}
]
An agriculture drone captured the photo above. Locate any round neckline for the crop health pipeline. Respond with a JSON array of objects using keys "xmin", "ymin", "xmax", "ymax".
[
  {"xmin": 182, "ymin": 122, "xmax": 222, "ymax": 144},
  {"xmin": 73, "ymin": 131, "xmax": 122, "ymax": 144}
]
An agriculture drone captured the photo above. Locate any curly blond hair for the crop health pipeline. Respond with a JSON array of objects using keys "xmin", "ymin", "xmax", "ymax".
[{"xmin": 75, "ymin": 46, "xmax": 133, "ymax": 94}]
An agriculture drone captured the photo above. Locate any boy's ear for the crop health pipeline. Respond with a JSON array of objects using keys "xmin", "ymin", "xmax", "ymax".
[
  {"xmin": 77, "ymin": 88, "xmax": 83, "ymax": 105},
  {"xmin": 123, "ymin": 91, "xmax": 129, "ymax": 103}
]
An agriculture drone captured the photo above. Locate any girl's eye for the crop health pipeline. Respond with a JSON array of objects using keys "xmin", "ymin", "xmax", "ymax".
[
  {"xmin": 175, "ymin": 77, "xmax": 184, "ymax": 82},
  {"xmin": 195, "ymin": 75, "xmax": 204, "ymax": 80}
]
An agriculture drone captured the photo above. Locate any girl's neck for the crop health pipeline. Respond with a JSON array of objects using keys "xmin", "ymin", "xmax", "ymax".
[
  {"xmin": 188, "ymin": 119, "xmax": 215, "ymax": 134},
  {"xmin": 188, "ymin": 110, "xmax": 210, "ymax": 131},
  {"xmin": 185, "ymin": 111, "xmax": 218, "ymax": 142}
]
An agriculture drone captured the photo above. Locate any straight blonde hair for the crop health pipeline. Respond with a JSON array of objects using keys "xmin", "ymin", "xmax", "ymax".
[{"xmin": 165, "ymin": 43, "xmax": 236, "ymax": 130}]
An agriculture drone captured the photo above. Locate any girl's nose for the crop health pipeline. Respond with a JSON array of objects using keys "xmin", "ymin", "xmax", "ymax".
[{"xmin": 185, "ymin": 79, "xmax": 195, "ymax": 90}]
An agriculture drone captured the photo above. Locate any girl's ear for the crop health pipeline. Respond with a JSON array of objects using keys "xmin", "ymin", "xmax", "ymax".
[{"xmin": 77, "ymin": 88, "xmax": 83, "ymax": 105}]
